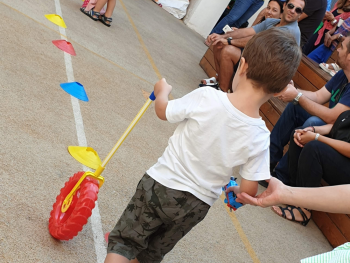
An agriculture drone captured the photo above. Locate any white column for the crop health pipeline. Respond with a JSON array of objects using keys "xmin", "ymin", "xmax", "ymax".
[{"xmin": 183, "ymin": 0, "xmax": 230, "ymax": 38}]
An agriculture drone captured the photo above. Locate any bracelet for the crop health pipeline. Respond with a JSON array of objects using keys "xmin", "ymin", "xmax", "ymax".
[
  {"xmin": 315, "ymin": 133, "xmax": 320, "ymax": 141},
  {"xmin": 311, "ymin": 126, "xmax": 315, "ymax": 132},
  {"xmin": 331, "ymin": 19, "xmax": 338, "ymax": 25}
]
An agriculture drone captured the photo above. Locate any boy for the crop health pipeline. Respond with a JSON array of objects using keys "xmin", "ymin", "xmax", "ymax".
[{"xmin": 105, "ymin": 28, "xmax": 302, "ymax": 263}]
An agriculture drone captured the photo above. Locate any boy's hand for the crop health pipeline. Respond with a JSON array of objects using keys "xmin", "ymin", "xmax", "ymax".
[
  {"xmin": 154, "ymin": 78, "xmax": 172, "ymax": 98},
  {"xmin": 236, "ymin": 177, "xmax": 286, "ymax": 208}
]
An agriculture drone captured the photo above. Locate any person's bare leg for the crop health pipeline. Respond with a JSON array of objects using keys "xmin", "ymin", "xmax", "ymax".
[
  {"xmin": 104, "ymin": 253, "xmax": 130, "ymax": 263},
  {"xmin": 213, "ymin": 44, "xmax": 224, "ymax": 78},
  {"xmin": 218, "ymin": 45, "xmax": 241, "ymax": 92},
  {"xmin": 200, "ymin": 44, "xmax": 223, "ymax": 85},
  {"xmin": 104, "ymin": 0, "xmax": 116, "ymax": 18},
  {"xmin": 94, "ymin": 0, "xmax": 108, "ymax": 12}
]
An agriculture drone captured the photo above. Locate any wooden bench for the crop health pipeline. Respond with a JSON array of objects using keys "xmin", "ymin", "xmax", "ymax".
[{"xmin": 200, "ymin": 48, "xmax": 350, "ymax": 248}]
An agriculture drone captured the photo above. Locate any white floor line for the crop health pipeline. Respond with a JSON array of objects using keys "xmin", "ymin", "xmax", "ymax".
[{"xmin": 54, "ymin": 0, "xmax": 106, "ymax": 262}]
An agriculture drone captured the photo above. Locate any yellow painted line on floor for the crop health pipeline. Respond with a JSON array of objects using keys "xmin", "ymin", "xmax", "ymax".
[
  {"xmin": 119, "ymin": 0, "xmax": 174, "ymax": 100},
  {"xmin": 220, "ymin": 194, "xmax": 261, "ymax": 263},
  {"xmin": 0, "ymin": 1, "xmax": 152, "ymax": 87}
]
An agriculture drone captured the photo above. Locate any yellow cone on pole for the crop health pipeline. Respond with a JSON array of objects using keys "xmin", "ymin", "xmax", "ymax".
[
  {"xmin": 45, "ymin": 14, "xmax": 67, "ymax": 28},
  {"xmin": 68, "ymin": 146, "xmax": 102, "ymax": 169}
]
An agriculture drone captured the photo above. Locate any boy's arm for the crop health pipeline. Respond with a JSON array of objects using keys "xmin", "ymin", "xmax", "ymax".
[
  {"xmin": 154, "ymin": 78, "xmax": 172, "ymax": 120},
  {"xmin": 239, "ymin": 178, "xmax": 259, "ymax": 197},
  {"xmin": 228, "ymin": 178, "xmax": 259, "ymax": 197}
]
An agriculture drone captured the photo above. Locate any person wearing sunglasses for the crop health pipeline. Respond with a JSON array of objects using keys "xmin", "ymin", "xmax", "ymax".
[
  {"xmin": 297, "ymin": 0, "xmax": 327, "ymax": 47},
  {"xmin": 203, "ymin": 0, "xmax": 304, "ymax": 92}
]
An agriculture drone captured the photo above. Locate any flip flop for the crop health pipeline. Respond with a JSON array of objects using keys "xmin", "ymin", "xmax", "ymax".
[
  {"xmin": 319, "ymin": 63, "xmax": 337, "ymax": 76},
  {"xmin": 201, "ymin": 77, "xmax": 217, "ymax": 85}
]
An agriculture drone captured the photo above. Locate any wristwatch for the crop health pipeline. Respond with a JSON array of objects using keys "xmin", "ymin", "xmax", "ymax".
[
  {"xmin": 338, "ymin": 33, "xmax": 344, "ymax": 41},
  {"xmin": 331, "ymin": 19, "xmax": 338, "ymax": 26},
  {"xmin": 315, "ymin": 133, "xmax": 320, "ymax": 141},
  {"xmin": 293, "ymin": 92, "xmax": 303, "ymax": 105},
  {"xmin": 227, "ymin": 37, "xmax": 232, "ymax": 45}
]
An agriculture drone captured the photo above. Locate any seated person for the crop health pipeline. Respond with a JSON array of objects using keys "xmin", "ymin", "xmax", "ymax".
[
  {"xmin": 308, "ymin": 16, "xmax": 350, "ymax": 63},
  {"xmin": 272, "ymin": 117, "xmax": 350, "ymax": 225},
  {"xmin": 266, "ymin": 33, "xmax": 350, "ymax": 187},
  {"xmin": 303, "ymin": 0, "xmax": 350, "ymax": 55},
  {"xmin": 252, "ymin": 0, "xmax": 285, "ymax": 26},
  {"xmin": 209, "ymin": 0, "xmax": 265, "ymax": 35},
  {"xmin": 202, "ymin": 0, "xmax": 285, "ymax": 87},
  {"xmin": 202, "ymin": 0, "xmax": 303, "ymax": 92}
]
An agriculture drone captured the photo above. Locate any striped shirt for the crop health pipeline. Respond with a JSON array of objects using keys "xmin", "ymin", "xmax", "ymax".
[
  {"xmin": 301, "ymin": 242, "xmax": 350, "ymax": 263},
  {"xmin": 331, "ymin": 18, "xmax": 350, "ymax": 51}
]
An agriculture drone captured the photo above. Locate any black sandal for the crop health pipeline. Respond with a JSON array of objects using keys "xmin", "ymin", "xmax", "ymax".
[
  {"xmin": 82, "ymin": 8, "xmax": 100, "ymax": 21},
  {"xmin": 99, "ymin": 14, "xmax": 112, "ymax": 27},
  {"xmin": 274, "ymin": 205, "xmax": 311, "ymax": 226}
]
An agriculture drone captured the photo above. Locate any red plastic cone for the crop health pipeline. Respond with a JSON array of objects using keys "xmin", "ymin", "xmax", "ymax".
[
  {"xmin": 105, "ymin": 232, "xmax": 110, "ymax": 243},
  {"xmin": 52, "ymin": 40, "xmax": 76, "ymax": 56}
]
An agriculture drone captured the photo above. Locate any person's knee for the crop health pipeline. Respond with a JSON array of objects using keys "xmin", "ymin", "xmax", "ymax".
[
  {"xmin": 221, "ymin": 46, "xmax": 240, "ymax": 62},
  {"xmin": 300, "ymin": 141, "xmax": 323, "ymax": 158},
  {"xmin": 302, "ymin": 116, "xmax": 325, "ymax": 127}
]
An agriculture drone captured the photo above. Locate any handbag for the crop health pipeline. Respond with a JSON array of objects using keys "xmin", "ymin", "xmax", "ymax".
[{"xmin": 329, "ymin": 110, "xmax": 350, "ymax": 143}]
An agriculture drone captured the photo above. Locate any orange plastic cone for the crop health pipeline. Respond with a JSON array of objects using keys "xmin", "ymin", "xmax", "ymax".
[
  {"xmin": 52, "ymin": 40, "xmax": 76, "ymax": 56},
  {"xmin": 45, "ymin": 14, "xmax": 67, "ymax": 28}
]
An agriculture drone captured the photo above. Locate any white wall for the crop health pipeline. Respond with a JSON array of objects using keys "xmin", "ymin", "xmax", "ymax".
[
  {"xmin": 183, "ymin": 0, "xmax": 231, "ymax": 38},
  {"xmin": 183, "ymin": 0, "xmax": 268, "ymax": 38}
]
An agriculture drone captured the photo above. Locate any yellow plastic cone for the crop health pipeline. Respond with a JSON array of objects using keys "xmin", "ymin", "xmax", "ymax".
[
  {"xmin": 68, "ymin": 146, "xmax": 102, "ymax": 169},
  {"xmin": 45, "ymin": 14, "xmax": 67, "ymax": 28}
]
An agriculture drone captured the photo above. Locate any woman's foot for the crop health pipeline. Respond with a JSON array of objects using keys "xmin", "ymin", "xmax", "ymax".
[{"xmin": 272, "ymin": 205, "xmax": 311, "ymax": 226}]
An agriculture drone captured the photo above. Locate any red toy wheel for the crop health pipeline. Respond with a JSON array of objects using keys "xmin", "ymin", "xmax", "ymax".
[{"xmin": 49, "ymin": 171, "xmax": 99, "ymax": 240}]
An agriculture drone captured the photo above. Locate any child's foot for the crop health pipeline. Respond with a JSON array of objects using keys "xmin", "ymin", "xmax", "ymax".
[
  {"xmin": 99, "ymin": 15, "xmax": 113, "ymax": 27},
  {"xmin": 82, "ymin": 8, "xmax": 100, "ymax": 21}
]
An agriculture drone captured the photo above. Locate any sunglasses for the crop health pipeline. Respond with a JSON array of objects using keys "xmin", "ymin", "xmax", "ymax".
[{"xmin": 286, "ymin": 3, "xmax": 303, "ymax": 14}]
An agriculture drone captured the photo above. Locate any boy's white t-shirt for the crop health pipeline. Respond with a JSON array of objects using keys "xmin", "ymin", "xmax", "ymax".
[{"xmin": 147, "ymin": 87, "xmax": 271, "ymax": 206}]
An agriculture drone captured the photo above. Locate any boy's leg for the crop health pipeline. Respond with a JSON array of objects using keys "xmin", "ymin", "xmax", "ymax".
[
  {"xmin": 105, "ymin": 253, "xmax": 133, "ymax": 263},
  {"xmin": 106, "ymin": 175, "xmax": 164, "ymax": 262},
  {"xmin": 137, "ymin": 192, "xmax": 210, "ymax": 263}
]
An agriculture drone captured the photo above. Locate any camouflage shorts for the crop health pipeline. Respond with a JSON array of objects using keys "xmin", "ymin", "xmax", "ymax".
[{"xmin": 107, "ymin": 173, "xmax": 210, "ymax": 263}]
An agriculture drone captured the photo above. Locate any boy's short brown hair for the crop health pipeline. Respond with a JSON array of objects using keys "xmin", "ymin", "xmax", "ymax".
[{"xmin": 242, "ymin": 28, "xmax": 302, "ymax": 94}]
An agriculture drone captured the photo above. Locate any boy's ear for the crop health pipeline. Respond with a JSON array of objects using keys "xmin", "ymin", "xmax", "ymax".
[{"xmin": 237, "ymin": 57, "xmax": 248, "ymax": 76}]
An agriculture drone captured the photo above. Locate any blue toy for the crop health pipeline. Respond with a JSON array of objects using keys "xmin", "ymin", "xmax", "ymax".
[{"xmin": 222, "ymin": 177, "xmax": 243, "ymax": 211}]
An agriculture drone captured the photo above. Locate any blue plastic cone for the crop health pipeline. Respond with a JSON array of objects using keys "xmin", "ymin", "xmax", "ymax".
[{"xmin": 60, "ymin": 82, "xmax": 89, "ymax": 102}]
